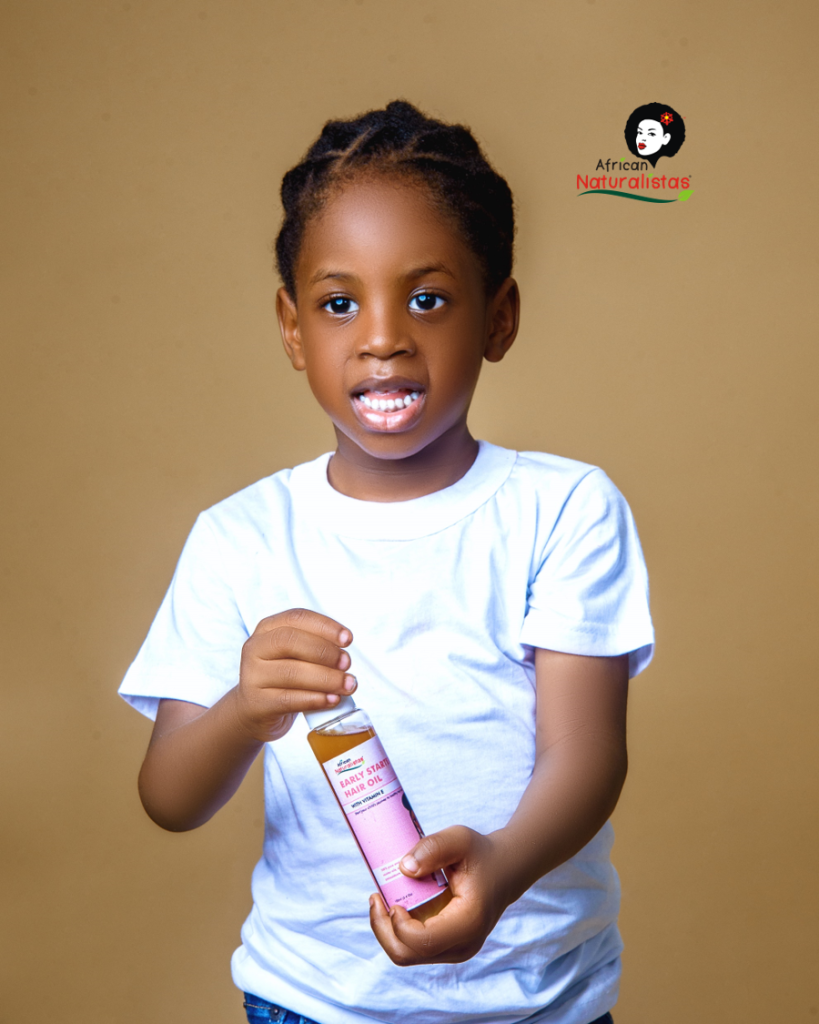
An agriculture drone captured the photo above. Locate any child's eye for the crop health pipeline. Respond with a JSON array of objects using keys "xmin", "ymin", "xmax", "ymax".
[
  {"xmin": 323, "ymin": 296, "xmax": 358, "ymax": 315},
  {"xmin": 409, "ymin": 292, "xmax": 445, "ymax": 312}
]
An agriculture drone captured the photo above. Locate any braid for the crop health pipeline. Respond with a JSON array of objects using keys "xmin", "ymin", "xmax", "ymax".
[{"xmin": 275, "ymin": 100, "xmax": 514, "ymax": 297}]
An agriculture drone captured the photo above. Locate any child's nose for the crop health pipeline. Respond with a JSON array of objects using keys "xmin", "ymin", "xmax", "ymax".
[{"xmin": 355, "ymin": 312, "xmax": 415, "ymax": 360}]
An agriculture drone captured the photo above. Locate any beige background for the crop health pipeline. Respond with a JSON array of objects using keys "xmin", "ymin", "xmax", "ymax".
[{"xmin": 2, "ymin": 1, "xmax": 817, "ymax": 1021}]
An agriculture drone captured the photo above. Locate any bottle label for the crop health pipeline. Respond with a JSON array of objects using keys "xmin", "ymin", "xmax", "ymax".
[{"xmin": 322, "ymin": 734, "xmax": 447, "ymax": 912}]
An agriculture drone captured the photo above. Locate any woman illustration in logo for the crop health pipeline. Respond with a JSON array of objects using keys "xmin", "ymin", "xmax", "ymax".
[{"xmin": 625, "ymin": 102, "xmax": 685, "ymax": 168}]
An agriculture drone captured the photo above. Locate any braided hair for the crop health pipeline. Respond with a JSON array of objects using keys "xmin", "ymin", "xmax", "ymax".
[{"xmin": 275, "ymin": 100, "xmax": 514, "ymax": 298}]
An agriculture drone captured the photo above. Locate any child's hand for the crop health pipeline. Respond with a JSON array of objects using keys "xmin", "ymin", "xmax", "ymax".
[
  {"xmin": 235, "ymin": 609, "xmax": 356, "ymax": 743},
  {"xmin": 370, "ymin": 651, "xmax": 631, "ymax": 965},
  {"xmin": 368, "ymin": 826, "xmax": 512, "ymax": 965}
]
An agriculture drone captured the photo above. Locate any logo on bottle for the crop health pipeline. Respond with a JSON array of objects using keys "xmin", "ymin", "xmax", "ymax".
[{"xmin": 334, "ymin": 755, "xmax": 366, "ymax": 775}]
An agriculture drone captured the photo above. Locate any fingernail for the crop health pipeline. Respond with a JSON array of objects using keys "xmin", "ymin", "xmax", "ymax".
[
  {"xmin": 343, "ymin": 675, "xmax": 357, "ymax": 692},
  {"xmin": 401, "ymin": 855, "xmax": 419, "ymax": 873},
  {"xmin": 327, "ymin": 694, "xmax": 339, "ymax": 705},
  {"xmin": 339, "ymin": 629, "xmax": 351, "ymax": 645},
  {"xmin": 369, "ymin": 895, "xmax": 375, "ymax": 909},
  {"xmin": 337, "ymin": 651, "xmax": 350, "ymax": 670}
]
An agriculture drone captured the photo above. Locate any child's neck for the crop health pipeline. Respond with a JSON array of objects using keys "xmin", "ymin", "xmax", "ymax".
[{"xmin": 327, "ymin": 423, "xmax": 480, "ymax": 503}]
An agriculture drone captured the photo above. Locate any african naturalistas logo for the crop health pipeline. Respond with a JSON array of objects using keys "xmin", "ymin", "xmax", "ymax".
[
  {"xmin": 577, "ymin": 102, "xmax": 692, "ymax": 204},
  {"xmin": 334, "ymin": 755, "xmax": 366, "ymax": 775}
]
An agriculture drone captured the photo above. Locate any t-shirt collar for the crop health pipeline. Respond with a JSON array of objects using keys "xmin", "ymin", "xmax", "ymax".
[{"xmin": 289, "ymin": 440, "xmax": 516, "ymax": 540}]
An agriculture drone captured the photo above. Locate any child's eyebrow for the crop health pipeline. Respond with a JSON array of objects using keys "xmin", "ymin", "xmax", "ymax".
[
  {"xmin": 309, "ymin": 269, "xmax": 355, "ymax": 285},
  {"xmin": 308, "ymin": 264, "xmax": 456, "ymax": 286},
  {"xmin": 406, "ymin": 263, "xmax": 456, "ymax": 280}
]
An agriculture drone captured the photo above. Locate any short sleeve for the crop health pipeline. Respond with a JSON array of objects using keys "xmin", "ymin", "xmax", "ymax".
[
  {"xmin": 118, "ymin": 513, "xmax": 249, "ymax": 720},
  {"xmin": 519, "ymin": 470, "xmax": 654, "ymax": 678}
]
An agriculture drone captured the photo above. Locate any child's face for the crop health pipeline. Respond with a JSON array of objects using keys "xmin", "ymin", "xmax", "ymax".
[{"xmin": 277, "ymin": 174, "xmax": 517, "ymax": 465}]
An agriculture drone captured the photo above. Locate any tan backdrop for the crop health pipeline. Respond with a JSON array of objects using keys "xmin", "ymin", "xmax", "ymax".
[{"xmin": 2, "ymin": 1, "xmax": 817, "ymax": 1021}]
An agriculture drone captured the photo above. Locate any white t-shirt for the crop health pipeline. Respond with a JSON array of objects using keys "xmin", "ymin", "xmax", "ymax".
[{"xmin": 120, "ymin": 442, "xmax": 654, "ymax": 1024}]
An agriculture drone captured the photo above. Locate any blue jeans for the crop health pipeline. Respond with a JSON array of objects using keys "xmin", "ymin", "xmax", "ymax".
[
  {"xmin": 242, "ymin": 995, "xmax": 316, "ymax": 1024},
  {"xmin": 243, "ymin": 995, "xmax": 613, "ymax": 1024}
]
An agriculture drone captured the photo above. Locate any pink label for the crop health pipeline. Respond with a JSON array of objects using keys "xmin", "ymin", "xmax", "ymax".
[{"xmin": 322, "ymin": 734, "xmax": 447, "ymax": 912}]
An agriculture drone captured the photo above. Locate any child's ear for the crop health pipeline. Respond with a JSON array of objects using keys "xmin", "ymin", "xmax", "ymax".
[
  {"xmin": 483, "ymin": 277, "xmax": 520, "ymax": 364},
  {"xmin": 276, "ymin": 286, "xmax": 306, "ymax": 371}
]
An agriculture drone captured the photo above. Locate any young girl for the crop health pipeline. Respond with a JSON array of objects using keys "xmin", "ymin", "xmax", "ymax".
[{"xmin": 121, "ymin": 100, "xmax": 654, "ymax": 1024}]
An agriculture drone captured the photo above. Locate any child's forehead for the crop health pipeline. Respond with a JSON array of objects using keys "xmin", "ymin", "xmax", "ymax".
[
  {"xmin": 313, "ymin": 169, "xmax": 445, "ymax": 226},
  {"xmin": 299, "ymin": 174, "xmax": 472, "ymax": 266}
]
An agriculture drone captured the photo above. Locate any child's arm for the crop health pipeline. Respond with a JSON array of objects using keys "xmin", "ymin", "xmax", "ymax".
[
  {"xmin": 369, "ymin": 648, "xmax": 629, "ymax": 965},
  {"xmin": 137, "ymin": 609, "xmax": 356, "ymax": 831}
]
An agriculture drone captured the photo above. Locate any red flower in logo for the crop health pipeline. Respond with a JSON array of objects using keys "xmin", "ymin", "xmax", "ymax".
[{"xmin": 660, "ymin": 111, "xmax": 674, "ymax": 125}]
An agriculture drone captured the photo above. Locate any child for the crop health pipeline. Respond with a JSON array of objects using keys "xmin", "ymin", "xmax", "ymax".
[{"xmin": 121, "ymin": 100, "xmax": 654, "ymax": 1024}]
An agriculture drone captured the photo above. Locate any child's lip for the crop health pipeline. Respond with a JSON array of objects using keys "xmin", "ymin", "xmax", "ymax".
[
  {"xmin": 351, "ymin": 375, "xmax": 425, "ymax": 396},
  {"xmin": 349, "ymin": 380, "xmax": 426, "ymax": 432}
]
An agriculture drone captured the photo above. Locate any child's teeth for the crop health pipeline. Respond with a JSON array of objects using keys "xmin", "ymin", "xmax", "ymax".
[{"xmin": 357, "ymin": 391, "xmax": 421, "ymax": 411}]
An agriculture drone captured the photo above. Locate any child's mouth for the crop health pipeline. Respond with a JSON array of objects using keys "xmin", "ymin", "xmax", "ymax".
[{"xmin": 351, "ymin": 388, "xmax": 425, "ymax": 431}]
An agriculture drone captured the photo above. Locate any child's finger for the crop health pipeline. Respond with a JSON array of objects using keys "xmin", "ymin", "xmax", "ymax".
[
  {"xmin": 262, "ymin": 686, "xmax": 357, "ymax": 716},
  {"xmin": 255, "ymin": 657, "xmax": 357, "ymax": 696},
  {"xmin": 254, "ymin": 609, "xmax": 353, "ymax": 647},
  {"xmin": 399, "ymin": 825, "xmax": 474, "ymax": 877},
  {"xmin": 369, "ymin": 895, "xmax": 480, "ymax": 965},
  {"xmin": 368, "ymin": 895, "xmax": 430, "ymax": 966},
  {"xmin": 390, "ymin": 898, "xmax": 483, "ymax": 961},
  {"xmin": 246, "ymin": 623, "xmax": 352, "ymax": 672}
]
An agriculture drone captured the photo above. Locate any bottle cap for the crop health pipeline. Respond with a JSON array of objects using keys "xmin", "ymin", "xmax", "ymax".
[{"xmin": 303, "ymin": 695, "xmax": 357, "ymax": 730}]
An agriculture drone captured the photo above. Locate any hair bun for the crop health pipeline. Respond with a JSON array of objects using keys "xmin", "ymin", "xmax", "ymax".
[{"xmin": 384, "ymin": 100, "xmax": 427, "ymax": 125}]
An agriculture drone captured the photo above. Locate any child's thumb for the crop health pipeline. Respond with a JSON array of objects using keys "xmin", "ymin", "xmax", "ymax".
[{"xmin": 399, "ymin": 825, "xmax": 473, "ymax": 876}]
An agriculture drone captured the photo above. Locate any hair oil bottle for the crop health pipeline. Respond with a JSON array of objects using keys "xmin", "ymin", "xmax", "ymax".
[{"xmin": 306, "ymin": 696, "xmax": 451, "ymax": 921}]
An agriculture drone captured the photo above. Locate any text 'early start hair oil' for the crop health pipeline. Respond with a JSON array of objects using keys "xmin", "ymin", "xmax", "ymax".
[{"xmin": 305, "ymin": 699, "xmax": 451, "ymax": 922}]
